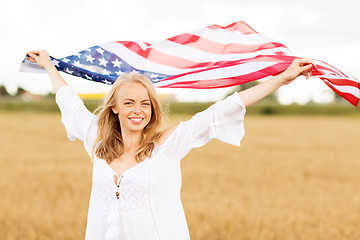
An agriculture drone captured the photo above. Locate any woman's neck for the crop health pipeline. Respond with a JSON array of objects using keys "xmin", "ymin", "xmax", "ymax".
[{"xmin": 121, "ymin": 130, "xmax": 142, "ymax": 153}]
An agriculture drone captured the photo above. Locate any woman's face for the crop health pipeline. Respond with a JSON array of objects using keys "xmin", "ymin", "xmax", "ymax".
[{"xmin": 112, "ymin": 82, "xmax": 152, "ymax": 134}]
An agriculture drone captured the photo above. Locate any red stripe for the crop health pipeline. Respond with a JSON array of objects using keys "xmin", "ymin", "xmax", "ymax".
[
  {"xmin": 313, "ymin": 62, "xmax": 346, "ymax": 78},
  {"xmin": 159, "ymin": 56, "xmax": 289, "ymax": 83},
  {"xmin": 158, "ymin": 62, "xmax": 290, "ymax": 88},
  {"xmin": 167, "ymin": 33, "xmax": 288, "ymax": 54},
  {"xmin": 322, "ymin": 78, "xmax": 360, "ymax": 88},
  {"xmin": 207, "ymin": 21, "xmax": 258, "ymax": 34},
  {"xmin": 316, "ymin": 60, "xmax": 349, "ymax": 78},
  {"xmin": 322, "ymin": 80, "xmax": 359, "ymax": 106},
  {"xmin": 251, "ymin": 55, "xmax": 354, "ymax": 86}
]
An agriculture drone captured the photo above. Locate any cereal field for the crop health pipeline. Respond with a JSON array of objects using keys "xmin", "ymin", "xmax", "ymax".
[{"xmin": 1, "ymin": 112, "xmax": 360, "ymax": 240}]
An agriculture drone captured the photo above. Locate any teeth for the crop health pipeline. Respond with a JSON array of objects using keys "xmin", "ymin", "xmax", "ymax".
[{"xmin": 130, "ymin": 118, "xmax": 143, "ymax": 122}]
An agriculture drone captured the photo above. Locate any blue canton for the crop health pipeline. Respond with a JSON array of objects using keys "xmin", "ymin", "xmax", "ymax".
[{"xmin": 52, "ymin": 45, "xmax": 170, "ymax": 85}]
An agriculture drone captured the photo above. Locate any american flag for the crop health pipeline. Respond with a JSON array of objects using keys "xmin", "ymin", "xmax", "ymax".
[{"xmin": 20, "ymin": 21, "xmax": 360, "ymax": 106}]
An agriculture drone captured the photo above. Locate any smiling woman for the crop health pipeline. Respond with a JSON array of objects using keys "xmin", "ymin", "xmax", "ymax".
[{"xmin": 25, "ymin": 49, "xmax": 313, "ymax": 240}]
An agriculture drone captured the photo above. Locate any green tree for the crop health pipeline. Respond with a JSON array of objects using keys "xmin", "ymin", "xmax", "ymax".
[
  {"xmin": 0, "ymin": 85, "xmax": 10, "ymax": 96},
  {"xmin": 15, "ymin": 87, "xmax": 26, "ymax": 96}
]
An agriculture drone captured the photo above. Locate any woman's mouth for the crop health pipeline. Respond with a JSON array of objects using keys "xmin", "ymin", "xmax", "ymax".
[{"xmin": 129, "ymin": 117, "xmax": 144, "ymax": 124}]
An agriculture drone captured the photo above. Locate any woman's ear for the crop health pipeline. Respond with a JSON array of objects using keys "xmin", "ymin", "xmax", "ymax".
[{"xmin": 111, "ymin": 106, "xmax": 118, "ymax": 114}]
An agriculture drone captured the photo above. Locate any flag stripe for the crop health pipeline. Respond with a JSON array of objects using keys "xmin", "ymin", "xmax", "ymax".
[
  {"xmin": 313, "ymin": 61, "xmax": 348, "ymax": 78},
  {"xmin": 188, "ymin": 27, "xmax": 278, "ymax": 45},
  {"xmin": 167, "ymin": 33, "xmax": 289, "ymax": 55},
  {"xmin": 322, "ymin": 78, "xmax": 360, "ymax": 88},
  {"xmin": 323, "ymin": 79, "xmax": 360, "ymax": 106},
  {"xmin": 118, "ymin": 41, "xmax": 209, "ymax": 69},
  {"xmin": 155, "ymin": 61, "xmax": 279, "ymax": 86},
  {"xmin": 100, "ymin": 42, "xmax": 188, "ymax": 75},
  {"xmin": 207, "ymin": 21, "xmax": 258, "ymax": 34},
  {"xmin": 155, "ymin": 57, "xmax": 291, "ymax": 85},
  {"xmin": 156, "ymin": 63, "xmax": 287, "ymax": 88}
]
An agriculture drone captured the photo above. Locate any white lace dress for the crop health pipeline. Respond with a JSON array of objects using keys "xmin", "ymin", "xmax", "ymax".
[{"xmin": 55, "ymin": 85, "xmax": 246, "ymax": 240}]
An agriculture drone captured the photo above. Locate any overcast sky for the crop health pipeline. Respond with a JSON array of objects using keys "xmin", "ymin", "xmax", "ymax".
[{"xmin": 1, "ymin": 0, "xmax": 359, "ymax": 103}]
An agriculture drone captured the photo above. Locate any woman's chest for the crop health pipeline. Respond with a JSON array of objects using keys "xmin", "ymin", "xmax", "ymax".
[{"xmin": 92, "ymin": 158, "xmax": 151, "ymax": 213}]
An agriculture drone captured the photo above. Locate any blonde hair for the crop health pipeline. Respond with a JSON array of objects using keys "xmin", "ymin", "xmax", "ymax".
[{"xmin": 92, "ymin": 73, "xmax": 164, "ymax": 163}]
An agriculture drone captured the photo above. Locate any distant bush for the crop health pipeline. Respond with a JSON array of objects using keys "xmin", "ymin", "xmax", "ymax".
[
  {"xmin": 0, "ymin": 99, "xmax": 102, "ymax": 113},
  {"xmin": 0, "ymin": 86, "xmax": 10, "ymax": 96},
  {"xmin": 246, "ymin": 103, "xmax": 360, "ymax": 115}
]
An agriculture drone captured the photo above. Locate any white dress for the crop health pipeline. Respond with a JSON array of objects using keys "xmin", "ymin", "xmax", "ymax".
[{"xmin": 55, "ymin": 85, "xmax": 246, "ymax": 240}]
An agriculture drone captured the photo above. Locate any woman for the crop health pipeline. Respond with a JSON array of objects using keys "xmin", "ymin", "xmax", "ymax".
[{"xmin": 26, "ymin": 50, "xmax": 313, "ymax": 240}]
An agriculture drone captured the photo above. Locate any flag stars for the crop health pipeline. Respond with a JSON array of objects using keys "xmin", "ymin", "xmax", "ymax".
[
  {"xmin": 65, "ymin": 68, "xmax": 73, "ymax": 74},
  {"xmin": 99, "ymin": 57, "xmax": 108, "ymax": 67},
  {"xmin": 102, "ymin": 69, "xmax": 111, "ymax": 75},
  {"xmin": 96, "ymin": 48, "xmax": 105, "ymax": 55},
  {"xmin": 103, "ymin": 80, "xmax": 112, "ymax": 85},
  {"xmin": 51, "ymin": 59, "xmax": 60, "ymax": 67},
  {"xmin": 62, "ymin": 58, "xmax": 70, "ymax": 63},
  {"xmin": 111, "ymin": 58, "xmax": 122, "ymax": 68},
  {"xmin": 73, "ymin": 61, "xmax": 81, "ymax": 67},
  {"xmin": 86, "ymin": 55, "xmax": 95, "ymax": 63},
  {"xmin": 84, "ymin": 74, "xmax": 92, "ymax": 80},
  {"xmin": 150, "ymin": 73, "xmax": 159, "ymax": 79},
  {"xmin": 115, "ymin": 70, "xmax": 123, "ymax": 75}
]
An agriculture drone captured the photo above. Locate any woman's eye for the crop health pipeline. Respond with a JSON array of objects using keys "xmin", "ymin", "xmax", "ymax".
[
  {"xmin": 124, "ymin": 102, "xmax": 132, "ymax": 105},
  {"xmin": 142, "ymin": 103, "xmax": 150, "ymax": 106}
]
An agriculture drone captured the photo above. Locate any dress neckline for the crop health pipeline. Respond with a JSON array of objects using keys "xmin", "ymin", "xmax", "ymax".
[{"xmin": 103, "ymin": 157, "xmax": 149, "ymax": 178}]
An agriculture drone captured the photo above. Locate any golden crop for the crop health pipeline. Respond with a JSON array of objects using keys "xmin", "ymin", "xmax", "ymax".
[{"xmin": 1, "ymin": 112, "xmax": 360, "ymax": 240}]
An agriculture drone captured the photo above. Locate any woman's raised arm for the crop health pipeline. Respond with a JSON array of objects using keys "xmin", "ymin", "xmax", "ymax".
[
  {"xmin": 238, "ymin": 58, "xmax": 313, "ymax": 107},
  {"xmin": 26, "ymin": 50, "xmax": 68, "ymax": 93}
]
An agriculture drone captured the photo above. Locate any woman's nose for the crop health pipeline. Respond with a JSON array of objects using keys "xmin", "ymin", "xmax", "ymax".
[{"xmin": 132, "ymin": 104, "xmax": 141, "ymax": 114}]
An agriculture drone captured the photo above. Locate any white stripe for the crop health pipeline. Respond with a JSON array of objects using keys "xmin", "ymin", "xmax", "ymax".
[
  {"xmin": 318, "ymin": 69, "xmax": 359, "ymax": 83},
  {"xmin": 154, "ymin": 75, "xmax": 272, "ymax": 88},
  {"xmin": 151, "ymin": 40, "xmax": 292, "ymax": 63},
  {"xmin": 314, "ymin": 60, "xmax": 348, "ymax": 78},
  {"xmin": 154, "ymin": 61, "xmax": 277, "ymax": 87},
  {"xmin": 323, "ymin": 80, "xmax": 360, "ymax": 98}
]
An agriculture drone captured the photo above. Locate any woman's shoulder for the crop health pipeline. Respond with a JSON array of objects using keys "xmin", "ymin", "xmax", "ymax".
[{"xmin": 155, "ymin": 123, "xmax": 180, "ymax": 146}]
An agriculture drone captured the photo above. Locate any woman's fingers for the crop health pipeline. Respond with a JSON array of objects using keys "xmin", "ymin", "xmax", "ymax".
[
  {"xmin": 300, "ymin": 61, "xmax": 313, "ymax": 79},
  {"xmin": 25, "ymin": 50, "xmax": 52, "ymax": 69},
  {"xmin": 27, "ymin": 52, "xmax": 38, "ymax": 58},
  {"xmin": 26, "ymin": 50, "xmax": 40, "ymax": 58},
  {"xmin": 280, "ymin": 58, "xmax": 314, "ymax": 83},
  {"xmin": 26, "ymin": 52, "xmax": 39, "ymax": 63},
  {"xmin": 292, "ymin": 58, "xmax": 313, "ymax": 79}
]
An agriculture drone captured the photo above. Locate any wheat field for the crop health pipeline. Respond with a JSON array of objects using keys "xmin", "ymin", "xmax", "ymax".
[{"xmin": 1, "ymin": 112, "xmax": 360, "ymax": 240}]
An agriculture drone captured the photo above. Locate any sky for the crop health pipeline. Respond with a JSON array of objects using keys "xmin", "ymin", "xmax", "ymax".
[{"xmin": 1, "ymin": 0, "xmax": 359, "ymax": 103}]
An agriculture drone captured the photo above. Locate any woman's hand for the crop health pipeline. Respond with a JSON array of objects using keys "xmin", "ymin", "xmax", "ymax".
[
  {"xmin": 26, "ymin": 49, "xmax": 68, "ymax": 92},
  {"xmin": 238, "ymin": 58, "xmax": 314, "ymax": 107},
  {"xmin": 278, "ymin": 57, "xmax": 314, "ymax": 85},
  {"xmin": 26, "ymin": 50, "xmax": 53, "ymax": 71}
]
